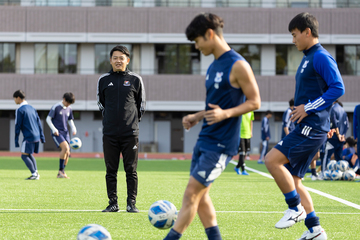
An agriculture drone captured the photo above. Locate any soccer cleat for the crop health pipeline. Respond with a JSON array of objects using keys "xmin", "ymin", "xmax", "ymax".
[
  {"xmin": 311, "ymin": 175, "xmax": 318, "ymax": 181},
  {"xmin": 242, "ymin": 170, "xmax": 249, "ymax": 175},
  {"xmin": 257, "ymin": 160, "xmax": 265, "ymax": 164},
  {"xmin": 297, "ymin": 226, "xmax": 327, "ymax": 240},
  {"xmin": 275, "ymin": 204, "xmax": 306, "ymax": 229},
  {"xmin": 57, "ymin": 171, "xmax": 70, "ymax": 179},
  {"xmin": 26, "ymin": 174, "xmax": 39, "ymax": 180},
  {"xmin": 126, "ymin": 203, "xmax": 139, "ymax": 213},
  {"xmin": 102, "ymin": 204, "xmax": 119, "ymax": 212},
  {"xmin": 245, "ymin": 156, "xmax": 251, "ymax": 160},
  {"xmin": 234, "ymin": 167, "xmax": 241, "ymax": 175}
]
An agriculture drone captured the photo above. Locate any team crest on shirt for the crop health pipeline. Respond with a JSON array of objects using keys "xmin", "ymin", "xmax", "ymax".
[
  {"xmin": 214, "ymin": 72, "xmax": 223, "ymax": 89},
  {"xmin": 59, "ymin": 111, "xmax": 62, "ymax": 115},
  {"xmin": 123, "ymin": 81, "xmax": 130, "ymax": 86},
  {"xmin": 301, "ymin": 60, "xmax": 309, "ymax": 73},
  {"xmin": 67, "ymin": 112, "xmax": 70, "ymax": 117}
]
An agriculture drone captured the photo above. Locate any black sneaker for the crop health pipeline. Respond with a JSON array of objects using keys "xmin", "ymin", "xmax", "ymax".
[
  {"xmin": 126, "ymin": 203, "xmax": 139, "ymax": 213},
  {"xmin": 25, "ymin": 174, "xmax": 39, "ymax": 180},
  {"xmin": 102, "ymin": 204, "xmax": 119, "ymax": 212}
]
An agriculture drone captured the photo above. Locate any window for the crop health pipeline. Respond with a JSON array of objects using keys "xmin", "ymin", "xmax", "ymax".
[
  {"xmin": 276, "ymin": 45, "xmax": 303, "ymax": 75},
  {"xmin": 337, "ymin": 0, "xmax": 360, "ymax": 7},
  {"xmin": 155, "ymin": 44, "xmax": 200, "ymax": 74},
  {"xmin": 0, "ymin": 43, "xmax": 16, "ymax": 73},
  {"xmin": 336, "ymin": 45, "xmax": 360, "ymax": 76},
  {"xmin": 154, "ymin": 0, "xmax": 200, "ymax": 7},
  {"xmin": 95, "ymin": 44, "xmax": 132, "ymax": 74},
  {"xmin": 216, "ymin": 0, "xmax": 260, "ymax": 7},
  {"xmin": 35, "ymin": 43, "xmax": 77, "ymax": 74},
  {"xmin": 35, "ymin": 0, "xmax": 80, "ymax": 6},
  {"xmin": 230, "ymin": 44, "xmax": 261, "ymax": 75}
]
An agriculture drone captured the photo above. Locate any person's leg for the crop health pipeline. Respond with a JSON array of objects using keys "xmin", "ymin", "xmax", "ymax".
[
  {"xmin": 197, "ymin": 186, "xmax": 222, "ymax": 240},
  {"xmin": 294, "ymin": 176, "xmax": 327, "ymax": 239},
  {"xmin": 164, "ymin": 176, "xmax": 208, "ymax": 240},
  {"xmin": 258, "ymin": 140, "xmax": 267, "ymax": 163},
  {"xmin": 310, "ymin": 151, "xmax": 320, "ymax": 180},
  {"xmin": 121, "ymin": 136, "xmax": 139, "ymax": 212},
  {"xmin": 102, "ymin": 135, "xmax": 121, "ymax": 211},
  {"xmin": 235, "ymin": 139, "xmax": 245, "ymax": 174},
  {"xmin": 21, "ymin": 153, "xmax": 36, "ymax": 175},
  {"xmin": 58, "ymin": 141, "xmax": 70, "ymax": 178},
  {"xmin": 265, "ymin": 148, "xmax": 305, "ymax": 229}
]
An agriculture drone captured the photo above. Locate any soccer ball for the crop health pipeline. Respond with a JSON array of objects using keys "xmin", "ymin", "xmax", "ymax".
[
  {"xmin": 70, "ymin": 137, "xmax": 82, "ymax": 150},
  {"xmin": 331, "ymin": 170, "xmax": 343, "ymax": 181},
  {"xmin": 343, "ymin": 169, "xmax": 356, "ymax": 181},
  {"xmin": 336, "ymin": 160, "xmax": 349, "ymax": 172},
  {"xmin": 327, "ymin": 160, "xmax": 337, "ymax": 171},
  {"xmin": 323, "ymin": 170, "xmax": 332, "ymax": 180},
  {"xmin": 148, "ymin": 200, "xmax": 178, "ymax": 229},
  {"xmin": 77, "ymin": 224, "xmax": 112, "ymax": 240}
]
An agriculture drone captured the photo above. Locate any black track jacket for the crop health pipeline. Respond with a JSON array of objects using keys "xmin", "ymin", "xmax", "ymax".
[{"xmin": 97, "ymin": 69, "xmax": 146, "ymax": 137}]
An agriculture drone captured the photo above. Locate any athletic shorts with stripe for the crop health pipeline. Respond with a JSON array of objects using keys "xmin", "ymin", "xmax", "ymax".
[
  {"xmin": 190, "ymin": 141, "xmax": 233, "ymax": 187},
  {"xmin": 274, "ymin": 123, "xmax": 327, "ymax": 178}
]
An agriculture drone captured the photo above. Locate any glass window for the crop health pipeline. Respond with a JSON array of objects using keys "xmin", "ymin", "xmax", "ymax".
[
  {"xmin": 35, "ymin": 0, "xmax": 80, "ymax": 6},
  {"xmin": 336, "ymin": 45, "xmax": 360, "ymax": 76},
  {"xmin": 35, "ymin": 43, "xmax": 77, "ymax": 74},
  {"xmin": 0, "ymin": 43, "xmax": 16, "ymax": 73},
  {"xmin": 276, "ymin": 45, "xmax": 303, "ymax": 75},
  {"xmin": 95, "ymin": 44, "xmax": 132, "ymax": 74},
  {"xmin": 154, "ymin": 0, "xmax": 200, "ymax": 7},
  {"xmin": 230, "ymin": 44, "xmax": 261, "ymax": 75},
  {"xmin": 155, "ymin": 44, "xmax": 200, "ymax": 74}
]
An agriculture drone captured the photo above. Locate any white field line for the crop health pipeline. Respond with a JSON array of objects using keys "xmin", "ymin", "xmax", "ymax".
[
  {"xmin": 0, "ymin": 209, "xmax": 359, "ymax": 215},
  {"xmin": 230, "ymin": 160, "xmax": 360, "ymax": 210}
]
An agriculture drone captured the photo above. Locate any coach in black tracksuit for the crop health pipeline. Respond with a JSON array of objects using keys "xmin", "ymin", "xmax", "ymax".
[{"xmin": 97, "ymin": 45, "xmax": 146, "ymax": 213}]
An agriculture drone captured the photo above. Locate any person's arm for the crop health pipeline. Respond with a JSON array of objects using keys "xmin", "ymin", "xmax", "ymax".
[
  {"xmin": 183, "ymin": 110, "xmax": 205, "ymax": 130},
  {"xmin": 136, "ymin": 76, "xmax": 146, "ymax": 122},
  {"xmin": 250, "ymin": 120, "xmax": 253, "ymax": 138},
  {"xmin": 203, "ymin": 60, "xmax": 261, "ymax": 125},
  {"xmin": 14, "ymin": 109, "xmax": 22, "ymax": 148},
  {"xmin": 291, "ymin": 52, "xmax": 345, "ymax": 123},
  {"xmin": 36, "ymin": 112, "xmax": 45, "ymax": 143},
  {"xmin": 46, "ymin": 115, "xmax": 58, "ymax": 136},
  {"xmin": 97, "ymin": 76, "xmax": 105, "ymax": 116},
  {"xmin": 68, "ymin": 119, "xmax": 77, "ymax": 136}
]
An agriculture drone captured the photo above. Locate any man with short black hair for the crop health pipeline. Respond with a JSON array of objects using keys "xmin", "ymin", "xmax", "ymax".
[{"xmin": 97, "ymin": 45, "xmax": 146, "ymax": 213}]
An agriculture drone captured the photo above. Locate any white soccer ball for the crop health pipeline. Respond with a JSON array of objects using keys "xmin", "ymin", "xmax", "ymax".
[
  {"xmin": 323, "ymin": 170, "xmax": 332, "ymax": 180},
  {"xmin": 77, "ymin": 224, "xmax": 112, "ymax": 240},
  {"xmin": 331, "ymin": 170, "xmax": 343, "ymax": 181},
  {"xmin": 148, "ymin": 200, "xmax": 178, "ymax": 229},
  {"xmin": 327, "ymin": 160, "xmax": 337, "ymax": 171},
  {"xmin": 70, "ymin": 137, "xmax": 82, "ymax": 150},
  {"xmin": 336, "ymin": 160, "xmax": 349, "ymax": 172},
  {"xmin": 343, "ymin": 169, "xmax": 356, "ymax": 181}
]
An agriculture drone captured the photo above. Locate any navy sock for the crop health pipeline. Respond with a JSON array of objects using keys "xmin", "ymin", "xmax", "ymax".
[
  {"xmin": 205, "ymin": 226, "xmax": 222, "ymax": 240},
  {"xmin": 284, "ymin": 190, "xmax": 301, "ymax": 210},
  {"xmin": 59, "ymin": 159, "xmax": 65, "ymax": 171},
  {"xmin": 305, "ymin": 211, "xmax": 320, "ymax": 230},
  {"xmin": 311, "ymin": 168, "xmax": 317, "ymax": 176},
  {"xmin": 163, "ymin": 228, "xmax": 182, "ymax": 240},
  {"xmin": 29, "ymin": 154, "xmax": 38, "ymax": 171},
  {"xmin": 21, "ymin": 154, "xmax": 36, "ymax": 174}
]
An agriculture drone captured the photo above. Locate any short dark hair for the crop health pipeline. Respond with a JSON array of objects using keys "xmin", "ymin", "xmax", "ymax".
[
  {"xmin": 13, "ymin": 90, "xmax": 25, "ymax": 99},
  {"xmin": 186, "ymin": 13, "xmax": 224, "ymax": 41},
  {"xmin": 110, "ymin": 45, "xmax": 130, "ymax": 58},
  {"xmin": 289, "ymin": 98, "xmax": 294, "ymax": 107},
  {"xmin": 345, "ymin": 136, "xmax": 356, "ymax": 148},
  {"xmin": 288, "ymin": 12, "xmax": 319, "ymax": 38},
  {"xmin": 266, "ymin": 110, "xmax": 273, "ymax": 115},
  {"xmin": 63, "ymin": 92, "xmax": 75, "ymax": 104}
]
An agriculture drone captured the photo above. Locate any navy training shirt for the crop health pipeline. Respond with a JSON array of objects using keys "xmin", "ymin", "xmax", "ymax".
[
  {"xmin": 48, "ymin": 102, "xmax": 74, "ymax": 133},
  {"xmin": 198, "ymin": 49, "xmax": 246, "ymax": 156},
  {"xmin": 294, "ymin": 43, "xmax": 345, "ymax": 132},
  {"xmin": 329, "ymin": 102, "xmax": 348, "ymax": 136}
]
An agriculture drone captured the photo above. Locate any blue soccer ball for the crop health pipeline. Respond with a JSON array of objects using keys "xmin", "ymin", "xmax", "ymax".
[
  {"xmin": 323, "ymin": 170, "xmax": 332, "ymax": 180},
  {"xmin": 148, "ymin": 200, "xmax": 178, "ymax": 229},
  {"xmin": 331, "ymin": 170, "xmax": 343, "ymax": 181},
  {"xmin": 77, "ymin": 224, "xmax": 112, "ymax": 240},
  {"xmin": 70, "ymin": 137, "xmax": 82, "ymax": 150}
]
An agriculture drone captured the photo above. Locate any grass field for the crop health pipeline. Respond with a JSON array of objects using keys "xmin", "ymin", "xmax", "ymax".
[{"xmin": 1, "ymin": 156, "xmax": 360, "ymax": 240}]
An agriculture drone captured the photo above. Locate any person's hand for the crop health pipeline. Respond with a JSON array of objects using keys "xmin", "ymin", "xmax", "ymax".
[
  {"xmin": 204, "ymin": 103, "xmax": 227, "ymax": 125},
  {"xmin": 53, "ymin": 131, "xmax": 59, "ymax": 136},
  {"xmin": 41, "ymin": 138, "xmax": 45, "ymax": 143},
  {"xmin": 72, "ymin": 130, "xmax": 77, "ymax": 136},
  {"xmin": 182, "ymin": 114, "xmax": 198, "ymax": 130},
  {"xmin": 339, "ymin": 135, "xmax": 345, "ymax": 142},
  {"xmin": 327, "ymin": 129, "xmax": 335, "ymax": 138},
  {"xmin": 290, "ymin": 104, "xmax": 308, "ymax": 124},
  {"xmin": 15, "ymin": 142, "xmax": 19, "ymax": 148},
  {"xmin": 266, "ymin": 137, "xmax": 270, "ymax": 141}
]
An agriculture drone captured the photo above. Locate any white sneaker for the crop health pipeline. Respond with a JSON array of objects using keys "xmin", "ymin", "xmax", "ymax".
[
  {"xmin": 297, "ymin": 226, "xmax": 327, "ymax": 240},
  {"xmin": 311, "ymin": 175, "xmax": 321, "ymax": 181},
  {"xmin": 275, "ymin": 204, "xmax": 306, "ymax": 229}
]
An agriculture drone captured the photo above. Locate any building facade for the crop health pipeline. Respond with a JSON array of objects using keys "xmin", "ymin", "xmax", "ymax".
[{"xmin": 0, "ymin": 2, "xmax": 359, "ymax": 153}]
